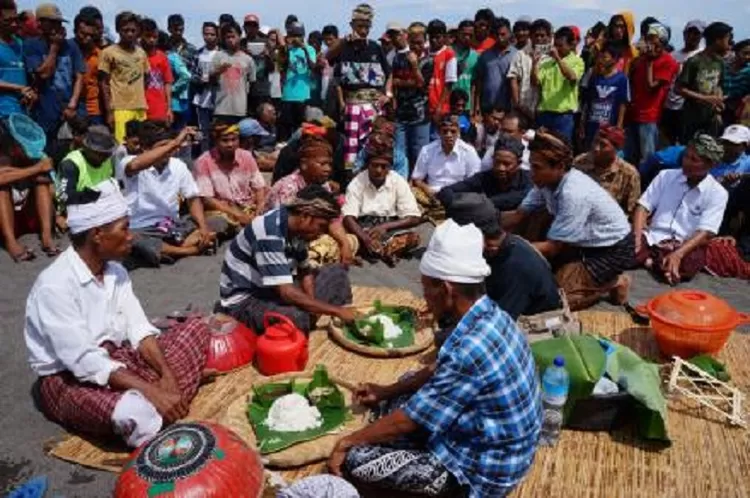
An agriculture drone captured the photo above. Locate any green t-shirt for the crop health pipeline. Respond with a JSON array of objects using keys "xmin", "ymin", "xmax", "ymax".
[
  {"xmin": 537, "ymin": 52, "xmax": 584, "ymax": 113},
  {"xmin": 454, "ymin": 47, "xmax": 478, "ymax": 110},
  {"xmin": 678, "ymin": 51, "xmax": 724, "ymax": 126}
]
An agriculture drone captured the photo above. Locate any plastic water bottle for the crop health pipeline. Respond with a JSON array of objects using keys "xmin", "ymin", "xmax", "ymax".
[{"xmin": 539, "ymin": 356, "xmax": 569, "ymax": 447}]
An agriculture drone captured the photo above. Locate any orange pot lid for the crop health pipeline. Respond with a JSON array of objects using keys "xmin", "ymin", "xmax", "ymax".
[{"xmin": 647, "ymin": 289, "xmax": 740, "ymax": 330}]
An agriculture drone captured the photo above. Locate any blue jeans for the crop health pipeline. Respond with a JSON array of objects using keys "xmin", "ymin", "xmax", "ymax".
[
  {"xmin": 536, "ymin": 112, "xmax": 575, "ymax": 143},
  {"xmin": 196, "ymin": 107, "xmax": 213, "ymax": 154},
  {"xmin": 625, "ymin": 122, "xmax": 658, "ymax": 166},
  {"xmin": 396, "ymin": 121, "xmax": 431, "ymax": 170}
]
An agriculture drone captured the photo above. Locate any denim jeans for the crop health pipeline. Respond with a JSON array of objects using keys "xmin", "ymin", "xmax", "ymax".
[
  {"xmin": 536, "ymin": 112, "xmax": 575, "ymax": 143},
  {"xmin": 625, "ymin": 122, "xmax": 658, "ymax": 166},
  {"xmin": 395, "ymin": 121, "xmax": 431, "ymax": 170}
]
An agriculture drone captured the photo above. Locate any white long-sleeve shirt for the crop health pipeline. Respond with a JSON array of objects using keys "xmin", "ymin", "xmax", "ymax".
[{"xmin": 24, "ymin": 247, "xmax": 159, "ymax": 386}]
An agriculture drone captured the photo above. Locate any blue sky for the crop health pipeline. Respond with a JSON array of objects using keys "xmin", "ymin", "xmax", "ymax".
[{"xmin": 19, "ymin": 0, "xmax": 749, "ymax": 45}]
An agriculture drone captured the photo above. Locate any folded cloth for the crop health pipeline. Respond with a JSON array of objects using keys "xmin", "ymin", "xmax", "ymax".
[
  {"xmin": 277, "ymin": 475, "xmax": 360, "ymax": 498},
  {"xmin": 420, "ymin": 219, "xmax": 490, "ymax": 284},
  {"xmin": 67, "ymin": 179, "xmax": 128, "ymax": 234}
]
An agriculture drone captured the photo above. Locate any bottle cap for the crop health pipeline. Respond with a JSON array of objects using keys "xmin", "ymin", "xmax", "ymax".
[{"xmin": 553, "ymin": 356, "xmax": 565, "ymax": 367}]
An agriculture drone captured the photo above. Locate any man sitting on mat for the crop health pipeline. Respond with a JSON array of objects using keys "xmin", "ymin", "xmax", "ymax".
[
  {"xmin": 448, "ymin": 193, "xmax": 561, "ymax": 320},
  {"xmin": 194, "ymin": 121, "xmax": 268, "ymax": 230},
  {"xmin": 25, "ymin": 180, "xmax": 211, "ymax": 447},
  {"xmin": 328, "ymin": 220, "xmax": 542, "ymax": 498},
  {"xmin": 217, "ymin": 185, "xmax": 357, "ymax": 334},
  {"xmin": 120, "ymin": 121, "xmax": 224, "ymax": 267},
  {"xmin": 342, "ymin": 124, "xmax": 422, "ymax": 266}
]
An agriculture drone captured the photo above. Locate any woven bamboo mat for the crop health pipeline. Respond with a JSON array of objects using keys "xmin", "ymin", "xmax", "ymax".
[
  {"xmin": 46, "ymin": 289, "xmax": 750, "ymax": 497},
  {"xmin": 45, "ymin": 286, "xmax": 432, "ymax": 473}
]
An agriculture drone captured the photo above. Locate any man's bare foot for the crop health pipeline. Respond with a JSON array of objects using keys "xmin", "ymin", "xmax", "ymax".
[{"xmin": 609, "ymin": 274, "xmax": 632, "ymax": 305}]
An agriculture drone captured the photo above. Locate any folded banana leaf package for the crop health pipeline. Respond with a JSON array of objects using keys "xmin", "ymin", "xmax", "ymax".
[
  {"xmin": 247, "ymin": 366, "xmax": 352, "ymax": 454},
  {"xmin": 344, "ymin": 301, "xmax": 416, "ymax": 349},
  {"xmin": 532, "ymin": 335, "xmax": 669, "ymax": 442}
]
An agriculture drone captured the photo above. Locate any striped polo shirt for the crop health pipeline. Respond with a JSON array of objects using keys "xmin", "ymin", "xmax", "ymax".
[{"xmin": 219, "ymin": 207, "xmax": 303, "ymax": 308}]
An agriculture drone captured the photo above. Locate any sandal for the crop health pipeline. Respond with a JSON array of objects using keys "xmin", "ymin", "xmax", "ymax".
[
  {"xmin": 10, "ymin": 247, "xmax": 36, "ymax": 263},
  {"xmin": 41, "ymin": 244, "xmax": 61, "ymax": 257}
]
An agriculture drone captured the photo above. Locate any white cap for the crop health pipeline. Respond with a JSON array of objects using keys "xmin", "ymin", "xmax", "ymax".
[
  {"xmin": 721, "ymin": 125, "xmax": 750, "ymax": 145},
  {"xmin": 419, "ymin": 219, "xmax": 490, "ymax": 284}
]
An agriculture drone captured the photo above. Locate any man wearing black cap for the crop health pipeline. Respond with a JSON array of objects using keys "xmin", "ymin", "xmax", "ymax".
[
  {"xmin": 57, "ymin": 125, "xmax": 117, "ymax": 208},
  {"xmin": 448, "ymin": 192, "xmax": 561, "ymax": 319}
]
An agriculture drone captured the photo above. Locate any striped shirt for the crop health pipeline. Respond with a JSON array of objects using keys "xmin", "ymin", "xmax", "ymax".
[{"xmin": 219, "ymin": 207, "xmax": 305, "ymax": 308}]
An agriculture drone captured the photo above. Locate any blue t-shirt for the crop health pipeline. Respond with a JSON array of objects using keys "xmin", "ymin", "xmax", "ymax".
[
  {"xmin": 24, "ymin": 37, "xmax": 85, "ymax": 131},
  {"xmin": 584, "ymin": 71, "xmax": 629, "ymax": 126},
  {"xmin": 711, "ymin": 153, "xmax": 750, "ymax": 178},
  {"xmin": 282, "ymin": 45, "xmax": 316, "ymax": 103},
  {"xmin": 0, "ymin": 36, "xmax": 27, "ymax": 117},
  {"xmin": 475, "ymin": 45, "xmax": 516, "ymax": 113}
]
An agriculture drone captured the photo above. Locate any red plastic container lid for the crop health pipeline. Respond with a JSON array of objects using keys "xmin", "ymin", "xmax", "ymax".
[{"xmin": 647, "ymin": 290, "xmax": 741, "ymax": 330}]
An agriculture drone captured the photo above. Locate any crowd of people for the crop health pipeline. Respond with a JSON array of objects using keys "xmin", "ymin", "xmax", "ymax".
[{"xmin": 7, "ymin": 1, "xmax": 750, "ymax": 497}]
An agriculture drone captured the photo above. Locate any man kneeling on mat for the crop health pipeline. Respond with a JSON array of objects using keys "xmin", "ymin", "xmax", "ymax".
[
  {"xmin": 25, "ymin": 180, "xmax": 211, "ymax": 447},
  {"xmin": 328, "ymin": 220, "xmax": 542, "ymax": 498},
  {"xmin": 217, "ymin": 185, "xmax": 357, "ymax": 333}
]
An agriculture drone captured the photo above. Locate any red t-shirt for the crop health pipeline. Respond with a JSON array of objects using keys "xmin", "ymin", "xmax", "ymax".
[
  {"xmin": 428, "ymin": 46, "xmax": 458, "ymax": 116},
  {"xmin": 474, "ymin": 37, "xmax": 495, "ymax": 54},
  {"xmin": 145, "ymin": 50, "xmax": 174, "ymax": 120},
  {"xmin": 628, "ymin": 53, "xmax": 678, "ymax": 123}
]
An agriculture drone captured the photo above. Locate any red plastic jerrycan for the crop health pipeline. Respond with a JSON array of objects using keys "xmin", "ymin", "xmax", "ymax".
[{"xmin": 255, "ymin": 312, "xmax": 308, "ymax": 375}]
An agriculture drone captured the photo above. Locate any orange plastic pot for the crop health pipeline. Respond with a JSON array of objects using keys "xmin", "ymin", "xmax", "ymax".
[{"xmin": 635, "ymin": 290, "xmax": 750, "ymax": 358}]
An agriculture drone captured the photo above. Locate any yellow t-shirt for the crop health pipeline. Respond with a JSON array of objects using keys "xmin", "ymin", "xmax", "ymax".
[
  {"xmin": 537, "ymin": 52, "xmax": 584, "ymax": 114},
  {"xmin": 98, "ymin": 44, "xmax": 149, "ymax": 111}
]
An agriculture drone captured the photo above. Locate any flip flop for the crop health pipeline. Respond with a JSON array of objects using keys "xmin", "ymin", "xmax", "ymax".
[
  {"xmin": 41, "ymin": 244, "xmax": 61, "ymax": 257},
  {"xmin": 10, "ymin": 247, "xmax": 36, "ymax": 263}
]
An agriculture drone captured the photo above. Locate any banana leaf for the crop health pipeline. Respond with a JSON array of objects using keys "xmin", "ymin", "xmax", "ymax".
[
  {"xmin": 344, "ymin": 301, "xmax": 416, "ymax": 348},
  {"xmin": 247, "ymin": 365, "xmax": 350, "ymax": 454}
]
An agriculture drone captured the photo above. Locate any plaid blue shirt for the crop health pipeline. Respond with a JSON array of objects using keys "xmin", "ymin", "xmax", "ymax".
[{"xmin": 403, "ymin": 296, "xmax": 542, "ymax": 498}]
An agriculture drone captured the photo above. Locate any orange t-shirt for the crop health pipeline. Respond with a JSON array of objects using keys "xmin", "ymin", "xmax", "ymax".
[
  {"xmin": 83, "ymin": 47, "xmax": 101, "ymax": 116},
  {"xmin": 474, "ymin": 37, "xmax": 496, "ymax": 54}
]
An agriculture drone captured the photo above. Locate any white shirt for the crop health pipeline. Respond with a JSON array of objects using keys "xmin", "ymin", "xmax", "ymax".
[
  {"xmin": 342, "ymin": 170, "xmax": 421, "ymax": 219},
  {"xmin": 24, "ymin": 247, "xmax": 158, "ymax": 386},
  {"xmin": 639, "ymin": 169, "xmax": 728, "ymax": 246},
  {"xmin": 193, "ymin": 47, "xmax": 219, "ymax": 109},
  {"xmin": 121, "ymin": 156, "xmax": 200, "ymax": 229},
  {"xmin": 412, "ymin": 139, "xmax": 482, "ymax": 193},
  {"xmin": 507, "ymin": 50, "xmax": 539, "ymax": 113}
]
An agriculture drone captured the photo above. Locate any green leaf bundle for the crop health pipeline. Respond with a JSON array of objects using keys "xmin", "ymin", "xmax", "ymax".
[{"xmin": 247, "ymin": 365, "xmax": 350, "ymax": 454}]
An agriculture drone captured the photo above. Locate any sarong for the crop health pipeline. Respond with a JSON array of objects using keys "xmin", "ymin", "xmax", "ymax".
[
  {"xmin": 357, "ymin": 215, "xmax": 421, "ymax": 264},
  {"xmin": 705, "ymin": 240, "xmax": 750, "ymax": 279},
  {"xmin": 221, "ymin": 264, "xmax": 352, "ymax": 333},
  {"xmin": 129, "ymin": 215, "xmax": 228, "ymax": 267},
  {"xmin": 343, "ymin": 102, "xmax": 377, "ymax": 168},
  {"xmin": 343, "ymin": 394, "xmax": 464, "ymax": 497},
  {"xmin": 554, "ymin": 233, "xmax": 635, "ymax": 311},
  {"xmin": 634, "ymin": 235, "xmax": 706, "ymax": 282},
  {"xmin": 411, "ymin": 187, "xmax": 445, "ymax": 224},
  {"xmin": 37, "ymin": 318, "xmax": 210, "ymax": 440},
  {"xmin": 204, "ymin": 204, "xmax": 257, "ymax": 229},
  {"xmin": 307, "ymin": 234, "xmax": 360, "ymax": 269}
]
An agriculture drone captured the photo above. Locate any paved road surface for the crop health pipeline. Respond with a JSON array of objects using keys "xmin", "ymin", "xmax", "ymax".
[{"xmin": 1, "ymin": 231, "xmax": 748, "ymax": 496}]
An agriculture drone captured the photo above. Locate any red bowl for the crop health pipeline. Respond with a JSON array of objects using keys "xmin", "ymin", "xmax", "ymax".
[{"xmin": 204, "ymin": 314, "xmax": 257, "ymax": 373}]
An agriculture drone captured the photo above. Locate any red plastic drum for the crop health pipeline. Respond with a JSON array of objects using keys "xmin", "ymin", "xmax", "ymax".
[{"xmin": 114, "ymin": 422, "xmax": 264, "ymax": 498}]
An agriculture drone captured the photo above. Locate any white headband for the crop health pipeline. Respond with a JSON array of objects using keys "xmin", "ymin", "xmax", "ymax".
[
  {"xmin": 419, "ymin": 220, "xmax": 490, "ymax": 284},
  {"xmin": 67, "ymin": 179, "xmax": 129, "ymax": 234}
]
